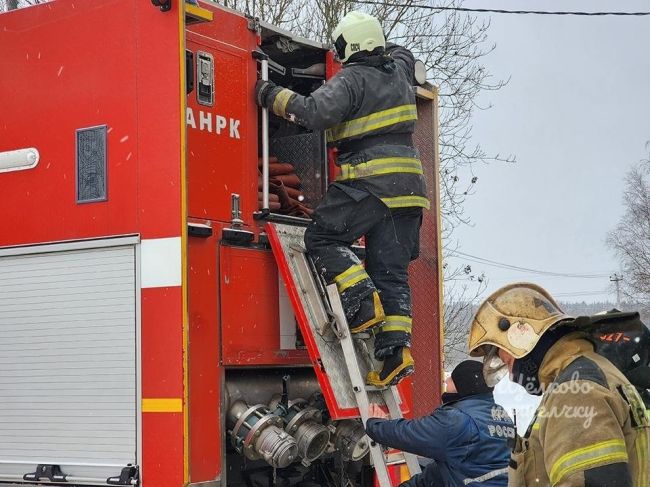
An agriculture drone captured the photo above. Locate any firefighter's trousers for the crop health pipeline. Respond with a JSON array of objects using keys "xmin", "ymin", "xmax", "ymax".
[{"xmin": 304, "ymin": 182, "xmax": 422, "ymax": 359}]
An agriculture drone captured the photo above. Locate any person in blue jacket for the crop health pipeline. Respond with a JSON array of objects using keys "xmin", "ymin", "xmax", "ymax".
[{"xmin": 366, "ymin": 360, "xmax": 514, "ymax": 487}]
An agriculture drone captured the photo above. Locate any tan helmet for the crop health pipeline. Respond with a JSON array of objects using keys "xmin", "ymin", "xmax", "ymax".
[{"xmin": 468, "ymin": 282, "xmax": 572, "ymax": 359}]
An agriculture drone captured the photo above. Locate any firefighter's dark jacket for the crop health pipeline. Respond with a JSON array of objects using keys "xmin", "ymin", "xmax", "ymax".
[
  {"xmin": 264, "ymin": 44, "xmax": 429, "ymax": 210},
  {"xmin": 366, "ymin": 393, "xmax": 513, "ymax": 486}
]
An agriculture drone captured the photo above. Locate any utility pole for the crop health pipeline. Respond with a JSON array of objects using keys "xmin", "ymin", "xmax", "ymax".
[{"xmin": 610, "ymin": 273, "xmax": 623, "ymax": 309}]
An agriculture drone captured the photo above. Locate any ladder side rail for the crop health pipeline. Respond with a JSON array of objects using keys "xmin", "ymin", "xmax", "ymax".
[{"xmin": 325, "ymin": 284, "xmax": 394, "ymax": 487}]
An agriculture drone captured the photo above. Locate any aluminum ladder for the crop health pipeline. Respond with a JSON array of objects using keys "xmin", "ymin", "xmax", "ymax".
[{"xmin": 323, "ymin": 284, "xmax": 421, "ymax": 487}]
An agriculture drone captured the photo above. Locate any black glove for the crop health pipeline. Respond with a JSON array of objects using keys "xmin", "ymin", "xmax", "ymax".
[{"xmin": 255, "ymin": 79, "xmax": 276, "ymax": 108}]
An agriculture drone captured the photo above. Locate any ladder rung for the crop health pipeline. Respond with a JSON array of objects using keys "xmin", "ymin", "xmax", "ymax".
[
  {"xmin": 365, "ymin": 385, "xmax": 389, "ymax": 392},
  {"xmin": 351, "ymin": 332, "xmax": 373, "ymax": 340}
]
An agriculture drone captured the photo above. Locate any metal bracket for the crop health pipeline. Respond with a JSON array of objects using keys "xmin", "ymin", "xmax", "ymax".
[
  {"xmin": 107, "ymin": 465, "xmax": 139, "ymax": 486},
  {"xmin": 188, "ymin": 222, "xmax": 213, "ymax": 238},
  {"xmin": 246, "ymin": 15, "xmax": 261, "ymax": 33},
  {"xmin": 268, "ymin": 58, "xmax": 287, "ymax": 76},
  {"xmin": 24, "ymin": 464, "xmax": 67, "ymax": 483}
]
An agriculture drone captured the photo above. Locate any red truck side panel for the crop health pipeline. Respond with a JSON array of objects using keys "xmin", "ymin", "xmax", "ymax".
[
  {"xmin": 410, "ymin": 93, "xmax": 444, "ymax": 415},
  {"xmin": 220, "ymin": 245, "xmax": 310, "ymax": 366},
  {"xmin": 188, "ymin": 226, "xmax": 222, "ymax": 482},
  {"xmin": 142, "ymin": 288, "xmax": 185, "ymax": 487},
  {"xmin": 186, "ymin": 10, "xmax": 259, "ymax": 227},
  {"xmin": 0, "ymin": 1, "xmax": 187, "ymax": 485}
]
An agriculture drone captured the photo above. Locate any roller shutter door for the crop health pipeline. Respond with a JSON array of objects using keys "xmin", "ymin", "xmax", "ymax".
[{"xmin": 0, "ymin": 243, "xmax": 137, "ymax": 485}]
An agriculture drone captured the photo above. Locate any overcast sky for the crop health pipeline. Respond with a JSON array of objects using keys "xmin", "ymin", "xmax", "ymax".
[{"xmin": 445, "ymin": 0, "xmax": 650, "ymax": 303}]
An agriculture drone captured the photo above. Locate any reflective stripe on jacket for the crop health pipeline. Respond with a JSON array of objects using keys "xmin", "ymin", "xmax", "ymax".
[{"xmin": 266, "ymin": 44, "xmax": 429, "ymax": 209}]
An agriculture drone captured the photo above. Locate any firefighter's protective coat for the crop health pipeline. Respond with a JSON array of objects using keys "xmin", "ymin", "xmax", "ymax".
[
  {"xmin": 510, "ymin": 332, "xmax": 650, "ymax": 487},
  {"xmin": 264, "ymin": 44, "xmax": 429, "ymax": 210}
]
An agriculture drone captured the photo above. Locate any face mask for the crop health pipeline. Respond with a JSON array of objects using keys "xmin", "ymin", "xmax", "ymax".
[{"xmin": 483, "ymin": 346, "xmax": 508, "ymax": 387}]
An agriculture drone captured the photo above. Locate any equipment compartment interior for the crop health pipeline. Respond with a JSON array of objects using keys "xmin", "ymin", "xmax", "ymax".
[{"xmin": 258, "ymin": 27, "xmax": 330, "ymax": 215}]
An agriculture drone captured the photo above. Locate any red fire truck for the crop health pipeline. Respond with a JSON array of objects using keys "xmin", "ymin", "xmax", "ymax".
[{"xmin": 0, "ymin": 1, "xmax": 444, "ymax": 486}]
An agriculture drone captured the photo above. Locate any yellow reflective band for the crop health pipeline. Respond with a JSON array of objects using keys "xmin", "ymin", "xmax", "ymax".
[
  {"xmin": 380, "ymin": 315, "xmax": 412, "ymax": 333},
  {"xmin": 334, "ymin": 264, "xmax": 364, "ymax": 282},
  {"xmin": 333, "ymin": 264, "xmax": 370, "ymax": 292},
  {"xmin": 532, "ymin": 422, "xmax": 540, "ymax": 431},
  {"xmin": 380, "ymin": 325, "xmax": 413, "ymax": 333},
  {"xmin": 385, "ymin": 315, "xmax": 412, "ymax": 325},
  {"xmin": 381, "ymin": 195, "xmax": 430, "ymax": 209},
  {"xmin": 142, "ymin": 398, "xmax": 183, "ymax": 413},
  {"xmin": 399, "ymin": 464, "xmax": 410, "ymax": 482},
  {"xmin": 326, "ymin": 104, "xmax": 418, "ymax": 142},
  {"xmin": 273, "ymin": 88, "xmax": 296, "ymax": 118},
  {"xmin": 549, "ymin": 439, "xmax": 629, "ymax": 485},
  {"xmin": 336, "ymin": 157, "xmax": 423, "ymax": 181}
]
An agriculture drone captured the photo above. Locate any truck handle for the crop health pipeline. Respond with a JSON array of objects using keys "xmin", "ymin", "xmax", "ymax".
[{"xmin": 253, "ymin": 50, "xmax": 270, "ymax": 216}]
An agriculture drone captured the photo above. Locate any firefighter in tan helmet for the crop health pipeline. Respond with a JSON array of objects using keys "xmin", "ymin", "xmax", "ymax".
[{"xmin": 468, "ymin": 282, "xmax": 649, "ymax": 487}]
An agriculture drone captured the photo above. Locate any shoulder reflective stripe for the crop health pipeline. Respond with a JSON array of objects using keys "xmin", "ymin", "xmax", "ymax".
[
  {"xmin": 326, "ymin": 104, "xmax": 418, "ymax": 142},
  {"xmin": 380, "ymin": 315, "xmax": 413, "ymax": 333},
  {"xmin": 336, "ymin": 157, "xmax": 423, "ymax": 181},
  {"xmin": 334, "ymin": 264, "xmax": 370, "ymax": 292},
  {"xmin": 381, "ymin": 195, "xmax": 430, "ymax": 209},
  {"xmin": 635, "ymin": 428, "xmax": 649, "ymax": 487},
  {"xmin": 549, "ymin": 439, "xmax": 629, "ymax": 485},
  {"xmin": 463, "ymin": 468, "xmax": 508, "ymax": 485},
  {"xmin": 532, "ymin": 422, "xmax": 540, "ymax": 431},
  {"xmin": 273, "ymin": 88, "xmax": 296, "ymax": 118}
]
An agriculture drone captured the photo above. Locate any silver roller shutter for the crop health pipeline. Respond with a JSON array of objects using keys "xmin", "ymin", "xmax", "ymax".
[{"xmin": 0, "ymin": 242, "xmax": 138, "ymax": 485}]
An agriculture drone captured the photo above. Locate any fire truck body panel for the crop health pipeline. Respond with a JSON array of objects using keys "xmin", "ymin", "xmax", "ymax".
[
  {"xmin": 1, "ymin": 1, "xmax": 186, "ymax": 485},
  {"xmin": 186, "ymin": 28, "xmax": 258, "ymax": 226},
  {"xmin": 0, "ymin": 1, "xmax": 443, "ymax": 485}
]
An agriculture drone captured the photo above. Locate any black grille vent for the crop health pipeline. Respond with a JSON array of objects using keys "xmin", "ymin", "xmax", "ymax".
[{"xmin": 76, "ymin": 126, "xmax": 107, "ymax": 203}]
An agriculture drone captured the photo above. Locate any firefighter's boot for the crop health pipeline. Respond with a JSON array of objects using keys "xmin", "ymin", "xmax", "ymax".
[
  {"xmin": 366, "ymin": 346, "xmax": 414, "ymax": 387},
  {"xmin": 348, "ymin": 291, "xmax": 385, "ymax": 333}
]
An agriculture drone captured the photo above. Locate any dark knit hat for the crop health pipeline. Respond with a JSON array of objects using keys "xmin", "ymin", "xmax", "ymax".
[{"xmin": 451, "ymin": 360, "xmax": 493, "ymax": 397}]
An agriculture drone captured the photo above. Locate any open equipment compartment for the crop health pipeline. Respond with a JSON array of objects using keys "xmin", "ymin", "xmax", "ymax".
[{"xmin": 257, "ymin": 23, "xmax": 330, "ymax": 214}]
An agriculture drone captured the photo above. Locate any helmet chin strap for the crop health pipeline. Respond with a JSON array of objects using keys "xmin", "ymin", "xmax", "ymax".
[{"xmin": 513, "ymin": 325, "xmax": 575, "ymax": 395}]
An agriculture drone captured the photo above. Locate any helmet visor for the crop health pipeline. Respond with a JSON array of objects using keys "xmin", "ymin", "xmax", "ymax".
[
  {"xmin": 483, "ymin": 346, "xmax": 508, "ymax": 387},
  {"xmin": 333, "ymin": 34, "xmax": 347, "ymax": 62}
]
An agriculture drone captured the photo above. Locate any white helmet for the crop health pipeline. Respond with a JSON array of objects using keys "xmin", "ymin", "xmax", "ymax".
[{"xmin": 332, "ymin": 11, "xmax": 386, "ymax": 63}]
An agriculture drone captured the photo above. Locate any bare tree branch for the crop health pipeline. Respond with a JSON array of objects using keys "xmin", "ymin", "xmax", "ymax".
[
  {"xmin": 607, "ymin": 144, "xmax": 650, "ymax": 315},
  {"xmin": 1, "ymin": 0, "xmax": 49, "ymax": 11}
]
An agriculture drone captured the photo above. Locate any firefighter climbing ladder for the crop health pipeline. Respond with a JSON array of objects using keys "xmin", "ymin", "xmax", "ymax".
[{"xmin": 266, "ymin": 222, "xmax": 421, "ymax": 487}]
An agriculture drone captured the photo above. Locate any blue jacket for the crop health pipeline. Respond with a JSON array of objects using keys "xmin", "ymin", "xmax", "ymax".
[{"xmin": 366, "ymin": 393, "xmax": 514, "ymax": 487}]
